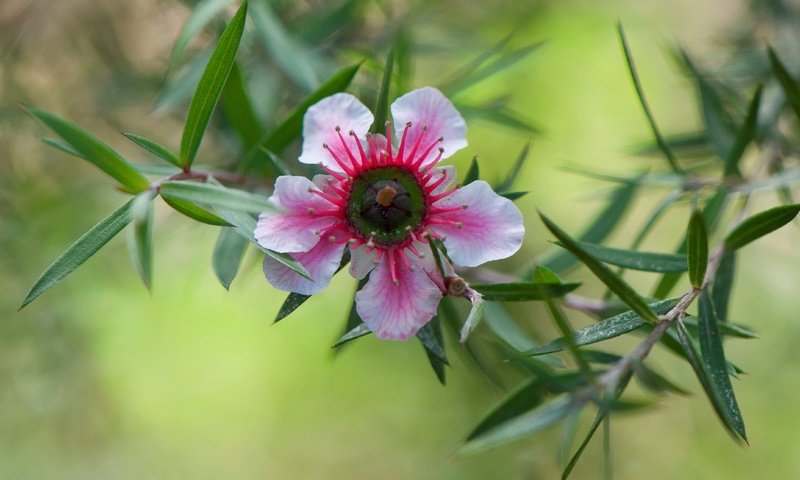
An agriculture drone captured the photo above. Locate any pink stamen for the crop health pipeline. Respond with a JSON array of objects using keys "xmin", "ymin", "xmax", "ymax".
[
  {"xmin": 395, "ymin": 122, "xmax": 412, "ymax": 166},
  {"xmin": 397, "ymin": 248, "xmax": 413, "ymax": 271},
  {"xmin": 323, "ymin": 143, "xmax": 356, "ymax": 176},
  {"xmin": 388, "ymin": 249, "xmax": 399, "ymax": 285},
  {"xmin": 349, "ymin": 130, "xmax": 369, "ymax": 170},
  {"xmin": 418, "ymin": 146, "xmax": 445, "ymax": 171},
  {"xmin": 310, "ymin": 188, "xmax": 344, "ymax": 207},
  {"xmin": 429, "ymin": 204, "xmax": 467, "ymax": 215},
  {"xmin": 336, "ymin": 127, "xmax": 360, "ymax": 171},
  {"xmin": 428, "ymin": 218, "xmax": 463, "ymax": 228},
  {"xmin": 406, "ymin": 243, "xmax": 424, "ymax": 258},
  {"xmin": 424, "ymin": 230, "xmax": 446, "ymax": 240},
  {"xmin": 374, "ymin": 248, "xmax": 384, "ymax": 263},
  {"xmin": 404, "ymin": 125, "xmax": 428, "ymax": 166},
  {"xmin": 413, "ymin": 140, "xmax": 444, "ymax": 170},
  {"xmin": 385, "ymin": 121, "xmax": 394, "ymax": 163},
  {"xmin": 320, "ymin": 164, "xmax": 348, "ymax": 181},
  {"xmin": 314, "ymin": 209, "xmax": 343, "ymax": 217},
  {"xmin": 429, "ymin": 184, "xmax": 460, "ymax": 203},
  {"xmin": 424, "ymin": 169, "xmax": 449, "ymax": 194}
]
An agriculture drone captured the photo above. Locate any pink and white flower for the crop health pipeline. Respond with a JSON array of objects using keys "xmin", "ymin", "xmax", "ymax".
[{"xmin": 255, "ymin": 87, "xmax": 524, "ymax": 340}]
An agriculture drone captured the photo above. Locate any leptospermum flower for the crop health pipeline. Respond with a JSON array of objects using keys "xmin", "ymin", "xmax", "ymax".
[{"xmin": 255, "ymin": 87, "xmax": 524, "ymax": 340}]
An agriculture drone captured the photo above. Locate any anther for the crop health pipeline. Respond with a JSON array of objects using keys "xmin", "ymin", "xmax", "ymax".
[
  {"xmin": 455, "ymin": 222, "xmax": 463, "ymax": 229},
  {"xmin": 335, "ymin": 126, "xmax": 341, "ymax": 132},
  {"xmin": 376, "ymin": 186, "xmax": 397, "ymax": 207},
  {"xmin": 349, "ymin": 130, "xmax": 356, "ymax": 136},
  {"xmin": 307, "ymin": 207, "xmax": 315, "ymax": 214},
  {"xmin": 322, "ymin": 143, "xmax": 329, "ymax": 149},
  {"xmin": 422, "ymin": 125, "xmax": 428, "ymax": 131},
  {"xmin": 405, "ymin": 121, "xmax": 412, "ymax": 128},
  {"xmin": 328, "ymin": 235, "xmax": 337, "ymax": 243}
]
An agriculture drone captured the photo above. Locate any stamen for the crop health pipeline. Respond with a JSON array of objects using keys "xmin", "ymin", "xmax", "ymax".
[
  {"xmin": 397, "ymin": 248, "xmax": 414, "ymax": 272},
  {"xmin": 307, "ymin": 207, "xmax": 315, "ymax": 214},
  {"xmin": 385, "ymin": 121, "xmax": 394, "ymax": 162},
  {"xmin": 336, "ymin": 129, "xmax": 360, "ymax": 171},
  {"xmin": 349, "ymin": 130, "xmax": 369, "ymax": 169},
  {"xmin": 374, "ymin": 248, "xmax": 384, "ymax": 264},
  {"xmin": 411, "ymin": 136, "xmax": 443, "ymax": 170},
  {"xmin": 404, "ymin": 124, "xmax": 427, "ymax": 166},
  {"xmin": 429, "ymin": 183, "xmax": 461, "ymax": 203},
  {"xmin": 309, "ymin": 187, "xmax": 344, "ymax": 207},
  {"xmin": 406, "ymin": 243, "xmax": 424, "ymax": 258},
  {"xmin": 388, "ymin": 249, "xmax": 399, "ymax": 285},
  {"xmin": 428, "ymin": 218, "xmax": 463, "ymax": 228},
  {"xmin": 319, "ymin": 164, "xmax": 348, "ymax": 181},
  {"xmin": 429, "ymin": 205, "xmax": 467, "ymax": 215},
  {"xmin": 414, "ymin": 143, "xmax": 444, "ymax": 171},
  {"xmin": 395, "ymin": 122, "xmax": 412, "ymax": 166},
  {"xmin": 328, "ymin": 235, "xmax": 337, "ymax": 243},
  {"xmin": 322, "ymin": 143, "xmax": 355, "ymax": 176},
  {"xmin": 424, "ymin": 168, "xmax": 449, "ymax": 194}
]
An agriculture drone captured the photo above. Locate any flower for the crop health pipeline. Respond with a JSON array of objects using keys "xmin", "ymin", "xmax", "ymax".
[{"xmin": 255, "ymin": 87, "xmax": 524, "ymax": 340}]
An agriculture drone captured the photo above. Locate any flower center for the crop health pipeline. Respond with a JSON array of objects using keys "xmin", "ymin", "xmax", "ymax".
[{"xmin": 346, "ymin": 166, "xmax": 426, "ymax": 245}]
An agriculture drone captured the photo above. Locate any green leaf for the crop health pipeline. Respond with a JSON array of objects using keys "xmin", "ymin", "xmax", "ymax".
[
  {"xmin": 123, "ymin": 133, "xmax": 181, "ymax": 168},
  {"xmin": 212, "ymin": 227, "xmax": 248, "ymax": 290},
  {"xmin": 166, "ymin": 0, "xmax": 233, "ymax": 73},
  {"xmin": 472, "ymin": 281, "xmax": 581, "ymax": 301},
  {"xmin": 527, "ymin": 298, "xmax": 679, "ymax": 355},
  {"xmin": 768, "ymin": 47, "xmax": 800, "ymax": 124},
  {"xmin": 457, "ymin": 104, "xmax": 541, "ymax": 135},
  {"xmin": 538, "ymin": 180, "xmax": 639, "ymax": 274},
  {"xmin": 28, "ymin": 108, "xmax": 150, "ymax": 193},
  {"xmin": 221, "ymin": 63, "xmax": 263, "ymax": 149},
  {"xmin": 459, "ymin": 293, "xmax": 485, "ymax": 344},
  {"xmin": 632, "ymin": 361, "xmax": 689, "ymax": 396},
  {"xmin": 617, "ymin": 22, "xmax": 682, "ymax": 174},
  {"xmin": 417, "ymin": 318, "xmax": 448, "ymax": 385},
  {"xmin": 539, "ymin": 213, "xmax": 660, "ymax": 323},
  {"xmin": 371, "ymin": 49, "xmax": 394, "ymax": 134},
  {"xmin": 180, "ymin": 0, "xmax": 247, "ymax": 168},
  {"xmin": 20, "ymin": 199, "xmax": 134, "ymax": 309},
  {"xmin": 497, "ymin": 142, "xmax": 530, "ymax": 193},
  {"xmin": 442, "ymin": 41, "xmax": 544, "ymax": 96},
  {"xmin": 466, "ymin": 377, "xmax": 548, "ymax": 441},
  {"xmin": 41, "ymin": 136, "xmax": 85, "ymax": 159},
  {"xmin": 724, "ymin": 84, "xmax": 763, "ymax": 177},
  {"xmin": 686, "ymin": 210, "xmax": 709, "ymax": 288},
  {"xmin": 573, "ymin": 241, "xmax": 687, "ymax": 273},
  {"xmin": 483, "ymin": 302, "xmax": 538, "ymax": 352},
  {"xmin": 500, "ymin": 191, "xmax": 528, "ymax": 201},
  {"xmin": 463, "ymin": 156, "xmax": 480, "ymax": 185},
  {"xmin": 129, "ymin": 192, "xmax": 155, "ymax": 289},
  {"xmin": 333, "ymin": 323, "xmax": 371, "ymax": 347},
  {"xmin": 240, "ymin": 63, "xmax": 361, "ymax": 174},
  {"xmin": 459, "ymin": 395, "xmax": 577, "ymax": 455},
  {"xmin": 161, "ymin": 195, "xmax": 231, "ymax": 226},
  {"xmin": 159, "ymin": 181, "xmax": 272, "ymax": 214},
  {"xmin": 724, "ymin": 204, "xmax": 800, "ymax": 251},
  {"xmin": 544, "ymin": 296, "xmax": 592, "ymax": 378},
  {"xmin": 275, "ymin": 293, "xmax": 311, "ymax": 323},
  {"xmin": 213, "ymin": 208, "xmax": 310, "ymax": 280},
  {"xmin": 562, "ymin": 409, "xmax": 604, "ymax": 479},
  {"xmin": 711, "ymin": 252, "xmax": 736, "ymax": 323}
]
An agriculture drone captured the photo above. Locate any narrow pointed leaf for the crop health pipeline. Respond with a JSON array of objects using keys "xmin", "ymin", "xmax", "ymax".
[
  {"xmin": 275, "ymin": 293, "xmax": 311, "ymax": 323},
  {"xmin": 180, "ymin": 0, "xmax": 248, "ymax": 168},
  {"xmin": 371, "ymin": 49, "xmax": 394, "ymax": 134},
  {"xmin": 129, "ymin": 192, "xmax": 155, "ymax": 289},
  {"xmin": 41, "ymin": 137, "xmax": 85, "ymax": 159},
  {"xmin": 443, "ymin": 41, "xmax": 544, "ymax": 96},
  {"xmin": 333, "ymin": 323, "xmax": 371, "ymax": 347},
  {"xmin": 28, "ymin": 108, "xmax": 150, "ymax": 192},
  {"xmin": 724, "ymin": 203, "xmax": 800, "ymax": 251},
  {"xmin": 687, "ymin": 210, "xmax": 709, "ymax": 288},
  {"xmin": 221, "ymin": 63, "xmax": 263, "ymax": 149},
  {"xmin": 466, "ymin": 377, "xmax": 548, "ymax": 441},
  {"xmin": 711, "ymin": 252, "xmax": 736, "ymax": 323},
  {"xmin": 574, "ymin": 241, "xmax": 687, "ymax": 273},
  {"xmin": 212, "ymin": 227, "xmax": 248, "ymax": 290},
  {"xmin": 417, "ymin": 318, "xmax": 448, "ymax": 384},
  {"xmin": 161, "ymin": 195, "xmax": 231, "ymax": 226},
  {"xmin": 123, "ymin": 133, "xmax": 181, "ymax": 168},
  {"xmin": 483, "ymin": 302, "xmax": 538, "ymax": 352},
  {"xmin": 539, "ymin": 213, "xmax": 659, "ymax": 323},
  {"xmin": 166, "ymin": 0, "xmax": 233, "ymax": 72},
  {"xmin": 724, "ymin": 84, "xmax": 762, "ymax": 177},
  {"xmin": 528, "ymin": 298, "xmax": 679, "ymax": 355},
  {"xmin": 472, "ymin": 281, "xmax": 581, "ymax": 301},
  {"xmin": 675, "ymin": 318, "xmax": 747, "ymax": 443},
  {"xmin": 497, "ymin": 142, "xmax": 531, "ymax": 193},
  {"xmin": 768, "ymin": 47, "xmax": 800, "ymax": 123},
  {"xmin": 562, "ymin": 409, "xmax": 604, "ymax": 479},
  {"xmin": 617, "ymin": 22, "xmax": 682, "ymax": 174},
  {"xmin": 459, "ymin": 293, "xmax": 485, "ymax": 344},
  {"xmin": 632, "ymin": 361, "xmax": 690, "ymax": 396},
  {"xmin": 240, "ymin": 63, "xmax": 361, "ymax": 174},
  {"xmin": 464, "ymin": 156, "xmax": 480, "ymax": 185},
  {"xmin": 159, "ymin": 181, "xmax": 272, "ymax": 214},
  {"xmin": 20, "ymin": 199, "xmax": 134, "ymax": 309}
]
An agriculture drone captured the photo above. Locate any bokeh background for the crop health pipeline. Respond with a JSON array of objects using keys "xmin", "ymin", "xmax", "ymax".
[{"xmin": 2, "ymin": 0, "xmax": 799, "ymax": 478}]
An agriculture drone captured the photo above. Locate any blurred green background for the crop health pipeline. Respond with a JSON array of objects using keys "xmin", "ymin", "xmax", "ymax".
[{"xmin": 2, "ymin": 0, "xmax": 799, "ymax": 478}]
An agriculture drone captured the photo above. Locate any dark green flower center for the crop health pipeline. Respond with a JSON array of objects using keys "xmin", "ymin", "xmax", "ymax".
[{"xmin": 346, "ymin": 167, "xmax": 426, "ymax": 245}]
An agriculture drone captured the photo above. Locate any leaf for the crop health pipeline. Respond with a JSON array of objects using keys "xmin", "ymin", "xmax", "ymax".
[
  {"xmin": 459, "ymin": 395, "xmax": 577, "ymax": 455},
  {"xmin": 544, "ymin": 296, "xmax": 592, "ymax": 378},
  {"xmin": 538, "ymin": 180, "xmax": 639, "ymax": 274},
  {"xmin": 617, "ymin": 22, "xmax": 682, "ymax": 174},
  {"xmin": 41, "ymin": 136, "xmax": 85, "ymax": 159},
  {"xmin": 221, "ymin": 63, "xmax": 263, "ymax": 149},
  {"xmin": 686, "ymin": 210, "xmax": 709, "ymax": 288},
  {"xmin": 466, "ymin": 377, "xmax": 549, "ymax": 441},
  {"xmin": 333, "ymin": 323, "xmax": 371, "ymax": 347},
  {"xmin": 459, "ymin": 292, "xmax": 485, "ymax": 344},
  {"xmin": 371, "ymin": 49, "xmax": 394, "ymax": 134},
  {"xmin": 497, "ymin": 142, "xmax": 530, "ymax": 193},
  {"xmin": 463, "ymin": 156, "xmax": 480, "ymax": 185},
  {"xmin": 240, "ymin": 63, "xmax": 361, "ymax": 174},
  {"xmin": 123, "ymin": 133, "xmax": 181, "ymax": 168},
  {"xmin": 562, "ymin": 409, "xmax": 604, "ymax": 479},
  {"xmin": 500, "ymin": 191, "xmax": 528, "ymax": 201},
  {"xmin": 632, "ymin": 360, "xmax": 689, "ymax": 395},
  {"xmin": 768, "ymin": 47, "xmax": 800, "ymax": 124},
  {"xmin": 442, "ymin": 41, "xmax": 544, "ymax": 96},
  {"xmin": 166, "ymin": 0, "xmax": 233, "ymax": 73},
  {"xmin": 212, "ymin": 227, "xmax": 248, "ymax": 290},
  {"xmin": 675, "ymin": 317, "xmax": 747, "ymax": 443},
  {"xmin": 213, "ymin": 208, "xmax": 310, "ymax": 280},
  {"xmin": 711, "ymin": 252, "xmax": 736, "ymax": 323},
  {"xmin": 483, "ymin": 302, "xmax": 538, "ymax": 352},
  {"xmin": 527, "ymin": 298, "xmax": 679, "ymax": 355},
  {"xmin": 417, "ymin": 318, "xmax": 448, "ymax": 385},
  {"xmin": 179, "ymin": 0, "xmax": 247, "ymax": 168},
  {"xmin": 28, "ymin": 108, "xmax": 150, "ymax": 193},
  {"xmin": 129, "ymin": 192, "xmax": 155, "ymax": 289},
  {"xmin": 471, "ymin": 281, "xmax": 581, "ymax": 301},
  {"xmin": 159, "ymin": 181, "xmax": 272, "ymax": 214},
  {"xmin": 457, "ymin": 104, "xmax": 541, "ymax": 135},
  {"xmin": 724, "ymin": 84, "xmax": 763, "ymax": 177},
  {"xmin": 539, "ymin": 213, "xmax": 660, "ymax": 323},
  {"xmin": 20, "ymin": 199, "xmax": 134, "ymax": 309},
  {"xmin": 573, "ymin": 241, "xmax": 687, "ymax": 273},
  {"xmin": 161, "ymin": 195, "xmax": 231, "ymax": 226},
  {"xmin": 275, "ymin": 293, "xmax": 311, "ymax": 323},
  {"xmin": 724, "ymin": 204, "xmax": 800, "ymax": 251}
]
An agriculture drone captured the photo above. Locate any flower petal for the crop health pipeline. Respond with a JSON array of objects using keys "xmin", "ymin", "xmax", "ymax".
[
  {"xmin": 299, "ymin": 93, "xmax": 373, "ymax": 172},
  {"xmin": 431, "ymin": 180, "xmax": 524, "ymax": 267},
  {"xmin": 391, "ymin": 87, "xmax": 467, "ymax": 167},
  {"xmin": 254, "ymin": 176, "xmax": 341, "ymax": 253},
  {"xmin": 349, "ymin": 244, "xmax": 378, "ymax": 280},
  {"xmin": 263, "ymin": 233, "xmax": 347, "ymax": 295},
  {"xmin": 356, "ymin": 249, "xmax": 443, "ymax": 341}
]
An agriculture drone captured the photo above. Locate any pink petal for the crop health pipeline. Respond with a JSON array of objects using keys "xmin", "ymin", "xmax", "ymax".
[
  {"xmin": 356, "ymin": 249, "xmax": 443, "ymax": 341},
  {"xmin": 348, "ymin": 244, "xmax": 378, "ymax": 280},
  {"xmin": 263, "ymin": 232, "xmax": 348, "ymax": 295},
  {"xmin": 254, "ymin": 176, "xmax": 341, "ymax": 253},
  {"xmin": 299, "ymin": 93, "xmax": 373, "ymax": 172},
  {"xmin": 430, "ymin": 180, "xmax": 524, "ymax": 267},
  {"xmin": 390, "ymin": 87, "xmax": 467, "ymax": 167}
]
